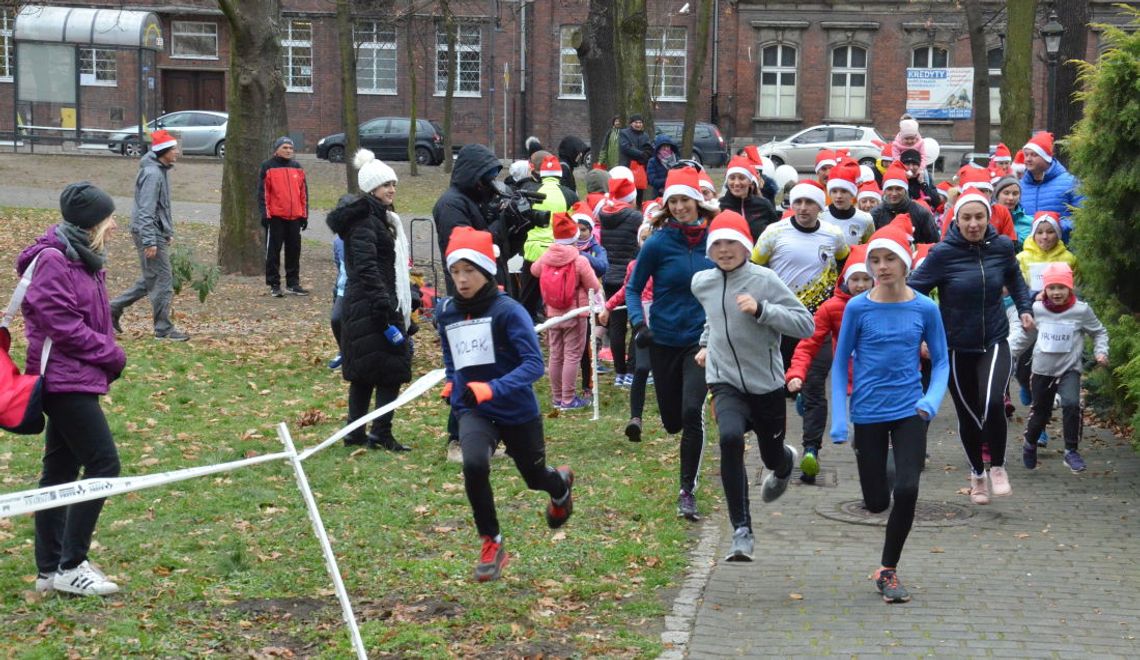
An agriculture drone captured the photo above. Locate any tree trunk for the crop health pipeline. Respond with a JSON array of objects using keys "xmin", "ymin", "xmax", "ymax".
[
  {"xmin": 216, "ymin": 0, "xmax": 287, "ymax": 275},
  {"xmin": 1053, "ymin": 0, "xmax": 1090, "ymax": 154},
  {"xmin": 577, "ymin": 1, "xmax": 621, "ymax": 161},
  {"xmin": 336, "ymin": 0, "xmax": 360, "ymax": 193},
  {"xmin": 406, "ymin": 9, "xmax": 419, "ymax": 176},
  {"xmin": 441, "ymin": 0, "xmax": 456, "ymax": 174},
  {"xmin": 680, "ymin": 0, "xmax": 712, "ymax": 159},
  {"xmin": 1001, "ymin": 0, "xmax": 1038, "ymax": 152},
  {"xmin": 615, "ymin": 0, "xmax": 652, "ymax": 133},
  {"xmin": 964, "ymin": 0, "xmax": 990, "ymax": 155}
]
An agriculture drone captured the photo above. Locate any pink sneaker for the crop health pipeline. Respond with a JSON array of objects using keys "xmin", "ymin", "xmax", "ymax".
[
  {"xmin": 989, "ymin": 466, "xmax": 1012, "ymax": 496},
  {"xmin": 969, "ymin": 474, "xmax": 990, "ymax": 505}
]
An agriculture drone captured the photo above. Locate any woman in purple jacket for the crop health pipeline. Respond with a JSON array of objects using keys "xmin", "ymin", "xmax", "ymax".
[{"xmin": 19, "ymin": 182, "xmax": 127, "ymax": 597}]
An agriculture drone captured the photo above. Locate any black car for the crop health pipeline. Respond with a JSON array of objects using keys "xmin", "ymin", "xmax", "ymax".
[
  {"xmin": 316, "ymin": 117, "xmax": 445, "ymax": 165},
  {"xmin": 653, "ymin": 121, "xmax": 730, "ymax": 167}
]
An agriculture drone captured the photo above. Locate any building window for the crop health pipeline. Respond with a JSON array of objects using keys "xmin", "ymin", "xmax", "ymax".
[
  {"xmin": 988, "ymin": 46, "xmax": 1002, "ymax": 123},
  {"xmin": 559, "ymin": 26, "xmax": 584, "ymax": 99},
  {"xmin": 646, "ymin": 27, "xmax": 687, "ymax": 101},
  {"xmin": 829, "ymin": 45, "xmax": 866, "ymax": 120},
  {"xmin": 281, "ymin": 19, "xmax": 313, "ymax": 93},
  {"xmin": 435, "ymin": 23, "xmax": 481, "ymax": 97},
  {"xmin": 80, "ymin": 48, "xmax": 117, "ymax": 86},
  {"xmin": 0, "ymin": 9, "xmax": 13, "ymax": 82},
  {"xmin": 355, "ymin": 20, "xmax": 397, "ymax": 95},
  {"xmin": 759, "ymin": 44, "xmax": 797, "ymax": 118},
  {"xmin": 912, "ymin": 45, "xmax": 948, "ymax": 68},
  {"xmin": 171, "ymin": 21, "xmax": 218, "ymax": 59}
]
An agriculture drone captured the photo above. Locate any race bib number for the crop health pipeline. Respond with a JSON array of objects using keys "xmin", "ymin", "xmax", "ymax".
[
  {"xmin": 446, "ymin": 318, "xmax": 496, "ymax": 370},
  {"xmin": 1027, "ymin": 262, "xmax": 1059, "ymax": 291},
  {"xmin": 1037, "ymin": 321, "xmax": 1075, "ymax": 354}
]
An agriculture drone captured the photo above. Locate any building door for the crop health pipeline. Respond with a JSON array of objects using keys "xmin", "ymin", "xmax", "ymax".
[{"xmin": 162, "ymin": 70, "xmax": 226, "ymax": 113}]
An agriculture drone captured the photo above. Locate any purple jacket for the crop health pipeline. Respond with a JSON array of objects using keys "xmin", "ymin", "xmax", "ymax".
[{"xmin": 16, "ymin": 227, "xmax": 126, "ymax": 394}]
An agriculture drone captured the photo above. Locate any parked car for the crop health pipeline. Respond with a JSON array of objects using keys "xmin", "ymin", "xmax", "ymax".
[
  {"xmin": 107, "ymin": 110, "xmax": 228, "ymax": 158},
  {"xmin": 757, "ymin": 124, "xmax": 884, "ymax": 172},
  {"xmin": 316, "ymin": 117, "xmax": 446, "ymax": 165},
  {"xmin": 653, "ymin": 121, "xmax": 730, "ymax": 167}
]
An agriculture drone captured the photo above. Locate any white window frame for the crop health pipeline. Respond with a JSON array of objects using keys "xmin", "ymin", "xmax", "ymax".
[
  {"xmin": 170, "ymin": 21, "xmax": 219, "ymax": 60},
  {"xmin": 0, "ymin": 9, "xmax": 13, "ymax": 82},
  {"xmin": 281, "ymin": 19, "xmax": 313, "ymax": 93},
  {"xmin": 828, "ymin": 45, "xmax": 867, "ymax": 120},
  {"xmin": 646, "ymin": 26, "xmax": 687, "ymax": 101},
  {"xmin": 558, "ymin": 25, "xmax": 584, "ymax": 99},
  {"xmin": 80, "ymin": 48, "xmax": 117, "ymax": 86},
  {"xmin": 911, "ymin": 45, "xmax": 949, "ymax": 69},
  {"xmin": 355, "ymin": 20, "xmax": 397, "ymax": 95},
  {"xmin": 435, "ymin": 23, "xmax": 481, "ymax": 98},
  {"xmin": 988, "ymin": 46, "xmax": 1002, "ymax": 124},
  {"xmin": 758, "ymin": 43, "xmax": 797, "ymax": 119}
]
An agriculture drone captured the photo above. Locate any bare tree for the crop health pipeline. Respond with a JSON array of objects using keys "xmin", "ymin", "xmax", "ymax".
[
  {"xmin": 616, "ymin": 0, "xmax": 652, "ymax": 132},
  {"xmin": 577, "ymin": 1, "xmax": 622, "ymax": 163},
  {"xmin": 679, "ymin": 0, "xmax": 712, "ymax": 160},
  {"xmin": 963, "ymin": 0, "xmax": 991, "ymax": 155},
  {"xmin": 336, "ymin": 0, "xmax": 360, "ymax": 193},
  {"xmin": 440, "ymin": 0, "xmax": 457, "ymax": 174},
  {"xmin": 1001, "ymin": 0, "xmax": 1038, "ymax": 152},
  {"xmin": 405, "ymin": 4, "xmax": 420, "ymax": 177},
  {"xmin": 216, "ymin": 0, "xmax": 287, "ymax": 274}
]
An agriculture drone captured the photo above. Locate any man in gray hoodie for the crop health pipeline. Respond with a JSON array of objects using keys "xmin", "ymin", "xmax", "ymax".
[{"xmin": 110, "ymin": 129, "xmax": 189, "ymax": 341}]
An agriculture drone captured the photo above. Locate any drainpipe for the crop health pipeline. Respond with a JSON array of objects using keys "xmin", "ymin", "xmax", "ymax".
[
  {"xmin": 518, "ymin": 0, "xmax": 528, "ymax": 156},
  {"xmin": 710, "ymin": 0, "xmax": 719, "ymax": 125}
]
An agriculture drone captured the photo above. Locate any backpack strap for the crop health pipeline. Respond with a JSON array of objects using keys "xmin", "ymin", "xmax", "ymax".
[{"xmin": 3, "ymin": 248, "xmax": 62, "ymax": 376}]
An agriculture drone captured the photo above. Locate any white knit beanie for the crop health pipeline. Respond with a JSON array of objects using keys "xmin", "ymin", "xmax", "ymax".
[{"xmin": 355, "ymin": 149, "xmax": 397, "ymax": 193}]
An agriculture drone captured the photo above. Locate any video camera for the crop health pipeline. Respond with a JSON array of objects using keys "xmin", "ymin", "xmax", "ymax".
[{"xmin": 491, "ymin": 180, "xmax": 550, "ymax": 238}]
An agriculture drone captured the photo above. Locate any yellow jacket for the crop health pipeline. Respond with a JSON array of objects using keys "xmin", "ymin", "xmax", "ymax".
[{"xmin": 1016, "ymin": 236, "xmax": 1077, "ymax": 291}]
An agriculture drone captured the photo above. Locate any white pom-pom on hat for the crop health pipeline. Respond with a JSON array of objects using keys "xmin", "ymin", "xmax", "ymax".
[{"xmin": 355, "ymin": 148, "xmax": 397, "ymax": 193}]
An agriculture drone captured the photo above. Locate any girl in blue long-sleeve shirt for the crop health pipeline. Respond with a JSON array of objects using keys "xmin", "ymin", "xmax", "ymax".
[{"xmin": 830, "ymin": 226, "xmax": 949, "ymax": 605}]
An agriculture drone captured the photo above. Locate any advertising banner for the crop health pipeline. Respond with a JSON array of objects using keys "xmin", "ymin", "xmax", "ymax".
[{"xmin": 906, "ymin": 68, "xmax": 974, "ymax": 120}]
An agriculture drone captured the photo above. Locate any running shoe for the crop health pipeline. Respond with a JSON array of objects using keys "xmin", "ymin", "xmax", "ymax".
[
  {"xmin": 761, "ymin": 446, "xmax": 797, "ymax": 503},
  {"xmin": 545, "ymin": 466, "xmax": 574, "ymax": 528},
  {"xmin": 799, "ymin": 448, "xmax": 819, "ymax": 484},
  {"xmin": 1037, "ymin": 431, "xmax": 1049, "ymax": 448},
  {"xmin": 873, "ymin": 567, "xmax": 911, "ymax": 603},
  {"xmin": 969, "ymin": 473, "xmax": 990, "ymax": 505},
  {"xmin": 677, "ymin": 490, "xmax": 699, "ymax": 521},
  {"xmin": 53, "ymin": 561, "xmax": 119, "ymax": 596},
  {"xmin": 1019, "ymin": 384, "xmax": 1032, "ymax": 406},
  {"xmin": 724, "ymin": 527, "xmax": 754, "ymax": 562},
  {"xmin": 1063, "ymin": 449, "xmax": 1087, "ymax": 473},
  {"xmin": 989, "ymin": 466, "xmax": 1012, "ymax": 496},
  {"xmin": 624, "ymin": 417, "xmax": 642, "ymax": 442},
  {"xmin": 561, "ymin": 396, "xmax": 590, "ymax": 410},
  {"xmin": 1022, "ymin": 440, "xmax": 1037, "ymax": 470},
  {"xmin": 474, "ymin": 536, "xmax": 508, "ymax": 582}
]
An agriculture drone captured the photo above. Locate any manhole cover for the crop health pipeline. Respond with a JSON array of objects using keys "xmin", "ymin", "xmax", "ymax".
[{"xmin": 815, "ymin": 499, "xmax": 977, "ymax": 527}]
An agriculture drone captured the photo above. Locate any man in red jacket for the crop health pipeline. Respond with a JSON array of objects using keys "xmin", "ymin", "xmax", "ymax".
[{"xmin": 259, "ymin": 136, "xmax": 310, "ymax": 297}]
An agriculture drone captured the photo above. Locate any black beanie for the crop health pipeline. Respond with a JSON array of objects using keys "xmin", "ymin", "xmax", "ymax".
[
  {"xmin": 59, "ymin": 182, "xmax": 115, "ymax": 229},
  {"xmin": 629, "ymin": 114, "xmax": 644, "ymax": 123}
]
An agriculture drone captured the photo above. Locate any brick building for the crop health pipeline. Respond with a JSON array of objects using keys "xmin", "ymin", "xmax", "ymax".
[{"xmin": 0, "ymin": 1, "xmax": 1133, "ymax": 157}]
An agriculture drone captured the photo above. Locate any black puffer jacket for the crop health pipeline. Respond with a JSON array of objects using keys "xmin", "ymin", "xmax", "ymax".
[
  {"xmin": 871, "ymin": 198, "xmax": 941, "ymax": 245},
  {"xmin": 326, "ymin": 194, "xmax": 412, "ymax": 386},
  {"xmin": 908, "ymin": 222, "xmax": 1032, "ymax": 352},
  {"xmin": 558, "ymin": 135, "xmax": 589, "ymax": 191},
  {"xmin": 432, "ymin": 144, "xmax": 503, "ymax": 293},
  {"xmin": 598, "ymin": 203, "xmax": 642, "ymax": 288},
  {"xmin": 719, "ymin": 192, "xmax": 778, "ymax": 241}
]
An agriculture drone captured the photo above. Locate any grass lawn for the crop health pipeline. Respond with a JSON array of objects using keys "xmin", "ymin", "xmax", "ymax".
[{"xmin": 0, "ymin": 209, "xmax": 714, "ymax": 657}]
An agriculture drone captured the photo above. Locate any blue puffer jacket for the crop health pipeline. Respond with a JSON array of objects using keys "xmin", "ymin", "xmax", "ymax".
[
  {"xmin": 1019, "ymin": 159, "xmax": 1084, "ymax": 244},
  {"xmin": 908, "ymin": 222, "xmax": 1033, "ymax": 352},
  {"xmin": 626, "ymin": 223, "xmax": 714, "ymax": 347}
]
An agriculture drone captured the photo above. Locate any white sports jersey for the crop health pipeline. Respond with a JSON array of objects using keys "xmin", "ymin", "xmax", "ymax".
[
  {"xmin": 752, "ymin": 218, "xmax": 850, "ymax": 312},
  {"xmin": 820, "ymin": 208, "xmax": 875, "ymax": 246}
]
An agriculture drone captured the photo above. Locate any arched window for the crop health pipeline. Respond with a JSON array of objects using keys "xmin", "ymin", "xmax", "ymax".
[
  {"xmin": 829, "ymin": 45, "xmax": 867, "ymax": 120},
  {"xmin": 912, "ymin": 45, "xmax": 948, "ymax": 68},
  {"xmin": 759, "ymin": 44, "xmax": 797, "ymax": 118}
]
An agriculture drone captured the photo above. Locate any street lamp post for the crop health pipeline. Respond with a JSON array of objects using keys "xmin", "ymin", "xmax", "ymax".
[{"xmin": 1041, "ymin": 10, "xmax": 1064, "ymax": 134}]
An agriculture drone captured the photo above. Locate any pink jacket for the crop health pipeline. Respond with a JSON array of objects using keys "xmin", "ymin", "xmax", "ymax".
[{"xmin": 530, "ymin": 243, "xmax": 601, "ymax": 315}]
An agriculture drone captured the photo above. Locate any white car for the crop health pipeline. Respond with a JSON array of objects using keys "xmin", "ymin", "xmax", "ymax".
[
  {"xmin": 758, "ymin": 124, "xmax": 884, "ymax": 172},
  {"xmin": 108, "ymin": 111, "xmax": 229, "ymax": 158}
]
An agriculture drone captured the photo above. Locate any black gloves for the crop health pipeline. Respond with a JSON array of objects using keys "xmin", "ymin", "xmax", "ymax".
[
  {"xmin": 301, "ymin": 219, "xmax": 308, "ymax": 231},
  {"xmin": 633, "ymin": 322, "xmax": 655, "ymax": 348}
]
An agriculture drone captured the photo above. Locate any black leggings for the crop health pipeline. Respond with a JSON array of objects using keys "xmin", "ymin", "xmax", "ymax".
[
  {"xmin": 347, "ymin": 382, "xmax": 400, "ymax": 442},
  {"xmin": 604, "ymin": 282, "xmax": 632, "ymax": 374},
  {"xmin": 853, "ymin": 415, "xmax": 927, "ymax": 569},
  {"xmin": 629, "ymin": 342, "xmax": 651, "ymax": 419},
  {"xmin": 458, "ymin": 413, "xmax": 569, "ymax": 538},
  {"xmin": 649, "ymin": 343, "xmax": 708, "ymax": 494},
  {"xmin": 949, "ymin": 342, "xmax": 1013, "ymax": 474},
  {"xmin": 35, "ymin": 393, "xmax": 121, "ymax": 574},
  {"xmin": 711, "ymin": 384, "xmax": 791, "ymax": 532}
]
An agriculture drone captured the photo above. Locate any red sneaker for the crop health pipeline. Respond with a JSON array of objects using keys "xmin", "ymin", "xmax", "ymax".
[
  {"xmin": 474, "ymin": 536, "xmax": 508, "ymax": 582},
  {"xmin": 545, "ymin": 466, "xmax": 574, "ymax": 529}
]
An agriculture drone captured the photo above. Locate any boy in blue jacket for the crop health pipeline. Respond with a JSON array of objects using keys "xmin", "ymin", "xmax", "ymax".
[{"xmin": 437, "ymin": 227, "xmax": 575, "ymax": 582}]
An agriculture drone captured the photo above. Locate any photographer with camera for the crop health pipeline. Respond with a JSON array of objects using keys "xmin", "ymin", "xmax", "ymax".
[
  {"xmin": 433, "ymin": 144, "xmax": 509, "ymax": 296},
  {"xmin": 516, "ymin": 155, "xmax": 578, "ymax": 320}
]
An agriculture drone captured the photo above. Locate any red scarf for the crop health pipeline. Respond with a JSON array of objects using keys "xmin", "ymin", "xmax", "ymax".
[
  {"xmin": 1042, "ymin": 291, "xmax": 1076, "ymax": 314},
  {"xmin": 668, "ymin": 219, "xmax": 708, "ymax": 247}
]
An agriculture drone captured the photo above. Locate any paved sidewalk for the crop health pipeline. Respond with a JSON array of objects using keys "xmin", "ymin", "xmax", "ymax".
[{"xmin": 667, "ymin": 400, "xmax": 1140, "ymax": 657}]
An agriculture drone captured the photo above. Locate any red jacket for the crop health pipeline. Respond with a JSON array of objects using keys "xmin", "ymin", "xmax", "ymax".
[
  {"xmin": 259, "ymin": 157, "xmax": 309, "ymax": 221},
  {"xmin": 786, "ymin": 288, "xmax": 852, "ymax": 391}
]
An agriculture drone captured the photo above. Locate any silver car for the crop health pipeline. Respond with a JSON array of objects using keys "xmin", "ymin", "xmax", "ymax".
[
  {"xmin": 758, "ymin": 124, "xmax": 884, "ymax": 172},
  {"xmin": 107, "ymin": 110, "xmax": 229, "ymax": 158}
]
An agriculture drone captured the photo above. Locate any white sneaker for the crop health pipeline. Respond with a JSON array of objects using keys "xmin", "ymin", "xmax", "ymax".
[
  {"xmin": 989, "ymin": 466, "xmax": 1012, "ymax": 497},
  {"xmin": 53, "ymin": 561, "xmax": 119, "ymax": 596},
  {"xmin": 35, "ymin": 572, "xmax": 56, "ymax": 593}
]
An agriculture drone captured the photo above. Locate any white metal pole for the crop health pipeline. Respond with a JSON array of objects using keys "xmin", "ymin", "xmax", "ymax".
[{"xmin": 589, "ymin": 289, "xmax": 600, "ymax": 421}]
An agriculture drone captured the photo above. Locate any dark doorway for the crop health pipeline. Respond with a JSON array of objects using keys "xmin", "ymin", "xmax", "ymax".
[{"xmin": 162, "ymin": 70, "xmax": 225, "ymax": 113}]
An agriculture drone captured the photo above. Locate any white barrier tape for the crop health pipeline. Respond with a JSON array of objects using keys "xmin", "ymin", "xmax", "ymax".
[
  {"xmin": 0, "ymin": 451, "xmax": 291, "ymax": 518},
  {"xmin": 278, "ymin": 423, "xmax": 368, "ymax": 660},
  {"xmin": 533, "ymin": 305, "xmax": 593, "ymax": 333},
  {"xmin": 297, "ymin": 368, "xmax": 446, "ymax": 461}
]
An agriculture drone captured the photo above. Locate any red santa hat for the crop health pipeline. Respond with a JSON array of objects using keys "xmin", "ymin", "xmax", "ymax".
[
  {"xmin": 841, "ymin": 243, "xmax": 870, "ymax": 282},
  {"xmin": 826, "ymin": 160, "xmax": 860, "ymax": 196},
  {"xmin": 570, "ymin": 201, "xmax": 595, "ymax": 231},
  {"xmin": 882, "ymin": 162, "xmax": 909, "ymax": 191},
  {"xmin": 725, "ymin": 155, "xmax": 759, "ymax": 188},
  {"xmin": 609, "ymin": 176, "xmax": 636, "ymax": 204},
  {"xmin": 698, "ymin": 170, "xmax": 717, "ymax": 195},
  {"xmin": 789, "ymin": 179, "xmax": 827, "ymax": 209},
  {"xmin": 1031, "ymin": 210, "xmax": 1062, "ymax": 238},
  {"xmin": 953, "ymin": 191, "xmax": 992, "ymax": 219},
  {"xmin": 913, "ymin": 242, "xmax": 934, "ymax": 271},
  {"xmin": 662, "ymin": 166, "xmax": 705, "ymax": 203},
  {"xmin": 446, "ymin": 226, "xmax": 499, "ymax": 276},
  {"xmin": 705, "ymin": 210, "xmax": 755, "ymax": 258},
  {"xmin": 150, "ymin": 129, "xmax": 178, "ymax": 153},
  {"xmin": 642, "ymin": 198, "xmax": 662, "ymax": 220},
  {"xmin": 742, "ymin": 144, "xmax": 763, "ymax": 167},
  {"xmin": 814, "ymin": 149, "xmax": 837, "ymax": 173},
  {"xmin": 588, "ymin": 191, "xmax": 608, "ymax": 216},
  {"xmin": 1023, "ymin": 131, "xmax": 1055, "ymax": 163},
  {"xmin": 958, "ymin": 167, "xmax": 994, "ymax": 194},
  {"xmin": 992, "ymin": 143, "xmax": 1012, "ymax": 163},
  {"xmin": 880, "ymin": 143, "xmax": 895, "ymax": 162},
  {"xmin": 552, "ymin": 211, "xmax": 579, "ymax": 244},
  {"xmin": 539, "ymin": 154, "xmax": 562, "ymax": 178},
  {"xmin": 888, "ymin": 212, "xmax": 915, "ymax": 240},
  {"xmin": 936, "ymin": 180, "xmax": 953, "ymax": 198},
  {"xmin": 857, "ymin": 181, "xmax": 882, "ymax": 203},
  {"xmin": 866, "ymin": 226, "xmax": 914, "ymax": 274},
  {"xmin": 1042, "ymin": 262, "xmax": 1074, "ymax": 291}
]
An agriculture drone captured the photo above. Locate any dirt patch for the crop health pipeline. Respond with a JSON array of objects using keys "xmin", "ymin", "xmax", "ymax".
[
  {"xmin": 230, "ymin": 596, "xmax": 332, "ymax": 622},
  {"xmin": 473, "ymin": 640, "xmax": 580, "ymax": 659},
  {"xmin": 355, "ymin": 595, "xmax": 464, "ymax": 623}
]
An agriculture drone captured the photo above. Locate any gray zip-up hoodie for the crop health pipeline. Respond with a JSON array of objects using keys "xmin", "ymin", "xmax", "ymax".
[
  {"xmin": 130, "ymin": 151, "xmax": 174, "ymax": 247},
  {"xmin": 1010, "ymin": 299, "xmax": 1109, "ymax": 377},
  {"xmin": 692, "ymin": 263, "xmax": 814, "ymax": 395}
]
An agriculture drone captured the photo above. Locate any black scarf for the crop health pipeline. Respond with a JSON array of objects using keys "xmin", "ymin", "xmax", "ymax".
[
  {"xmin": 55, "ymin": 223, "xmax": 106, "ymax": 273},
  {"xmin": 453, "ymin": 278, "xmax": 500, "ymax": 317}
]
